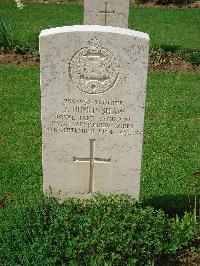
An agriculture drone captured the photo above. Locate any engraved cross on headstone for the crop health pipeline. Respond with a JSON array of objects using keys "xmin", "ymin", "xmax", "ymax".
[
  {"xmin": 84, "ymin": 0, "xmax": 129, "ymax": 29},
  {"xmin": 73, "ymin": 139, "xmax": 111, "ymax": 193},
  {"xmin": 99, "ymin": 2, "xmax": 115, "ymax": 26}
]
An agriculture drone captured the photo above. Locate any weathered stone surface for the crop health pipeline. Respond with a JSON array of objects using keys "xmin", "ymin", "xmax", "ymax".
[
  {"xmin": 40, "ymin": 25, "xmax": 149, "ymax": 200},
  {"xmin": 84, "ymin": 0, "xmax": 129, "ymax": 28}
]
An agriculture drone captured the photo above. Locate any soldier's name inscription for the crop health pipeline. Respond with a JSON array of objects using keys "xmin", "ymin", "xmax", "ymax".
[{"xmin": 45, "ymin": 97, "xmax": 135, "ymax": 136}]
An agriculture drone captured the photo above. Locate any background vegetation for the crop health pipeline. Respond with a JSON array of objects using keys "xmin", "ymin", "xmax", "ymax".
[{"xmin": 0, "ymin": 2, "xmax": 200, "ymax": 51}]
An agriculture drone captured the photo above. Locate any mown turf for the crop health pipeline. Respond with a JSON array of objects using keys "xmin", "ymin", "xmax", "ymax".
[
  {"xmin": 141, "ymin": 72, "xmax": 200, "ymax": 213},
  {"xmin": 0, "ymin": 66, "xmax": 41, "ymax": 203},
  {"xmin": 0, "ymin": 3, "xmax": 200, "ymax": 51},
  {"xmin": 0, "ymin": 65, "xmax": 199, "ymax": 212}
]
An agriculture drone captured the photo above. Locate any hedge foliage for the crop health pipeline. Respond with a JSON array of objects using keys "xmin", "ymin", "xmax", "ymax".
[
  {"xmin": 0, "ymin": 194, "xmax": 199, "ymax": 265},
  {"xmin": 154, "ymin": 0, "xmax": 195, "ymax": 5},
  {"xmin": 185, "ymin": 51, "xmax": 200, "ymax": 66}
]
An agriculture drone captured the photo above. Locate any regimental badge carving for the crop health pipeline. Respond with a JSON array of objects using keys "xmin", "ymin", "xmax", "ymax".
[{"xmin": 69, "ymin": 38, "xmax": 119, "ymax": 94}]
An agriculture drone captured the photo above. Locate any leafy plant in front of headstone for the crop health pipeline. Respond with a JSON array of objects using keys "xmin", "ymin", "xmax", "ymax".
[
  {"xmin": 185, "ymin": 51, "xmax": 200, "ymax": 66},
  {"xmin": 0, "ymin": 194, "xmax": 198, "ymax": 265},
  {"xmin": 0, "ymin": 16, "xmax": 39, "ymax": 57},
  {"xmin": 1, "ymin": 0, "xmax": 23, "ymax": 50},
  {"xmin": 0, "ymin": 18, "xmax": 15, "ymax": 51},
  {"xmin": 159, "ymin": 45, "xmax": 200, "ymax": 67},
  {"xmin": 0, "ymin": 18, "xmax": 23, "ymax": 53},
  {"xmin": 149, "ymin": 46, "xmax": 169, "ymax": 67},
  {"xmin": 165, "ymin": 212, "xmax": 199, "ymax": 257},
  {"xmin": 187, "ymin": 175, "xmax": 200, "ymax": 222}
]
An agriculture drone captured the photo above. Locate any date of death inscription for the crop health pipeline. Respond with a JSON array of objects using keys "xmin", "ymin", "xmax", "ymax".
[{"xmin": 45, "ymin": 98, "xmax": 136, "ymax": 136}]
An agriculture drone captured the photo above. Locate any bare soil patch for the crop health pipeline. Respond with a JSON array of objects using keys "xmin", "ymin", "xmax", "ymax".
[
  {"xmin": 0, "ymin": 52, "xmax": 39, "ymax": 67},
  {"xmin": 0, "ymin": 202, "xmax": 5, "ymax": 209},
  {"xmin": 185, "ymin": 248, "xmax": 200, "ymax": 266},
  {"xmin": 149, "ymin": 53, "xmax": 200, "ymax": 72},
  {"xmin": 1, "ymin": 51, "xmax": 199, "ymax": 72}
]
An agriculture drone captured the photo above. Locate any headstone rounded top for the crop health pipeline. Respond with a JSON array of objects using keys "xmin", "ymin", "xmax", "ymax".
[{"xmin": 40, "ymin": 25, "xmax": 149, "ymax": 41}]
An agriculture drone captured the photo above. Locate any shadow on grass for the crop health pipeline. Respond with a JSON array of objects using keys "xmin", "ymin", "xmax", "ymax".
[{"xmin": 142, "ymin": 194, "xmax": 200, "ymax": 217}]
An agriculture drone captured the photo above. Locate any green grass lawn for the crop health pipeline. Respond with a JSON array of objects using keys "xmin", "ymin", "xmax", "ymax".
[
  {"xmin": 1, "ymin": 65, "xmax": 199, "ymax": 212},
  {"xmin": 0, "ymin": 66, "xmax": 41, "ymax": 204},
  {"xmin": 142, "ymin": 72, "xmax": 200, "ymax": 213},
  {"xmin": 0, "ymin": 3, "xmax": 200, "ymax": 51}
]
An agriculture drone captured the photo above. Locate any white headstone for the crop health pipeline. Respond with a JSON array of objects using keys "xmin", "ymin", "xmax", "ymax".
[
  {"xmin": 84, "ymin": 0, "xmax": 129, "ymax": 28},
  {"xmin": 40, "ymin": 25, "xmax": 149, "ymax": 200}
]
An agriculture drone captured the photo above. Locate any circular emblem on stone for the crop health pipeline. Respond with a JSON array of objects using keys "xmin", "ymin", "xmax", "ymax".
[{"xmin": 69, "ymin": 38, "xmax": 119, "ymax": 94}]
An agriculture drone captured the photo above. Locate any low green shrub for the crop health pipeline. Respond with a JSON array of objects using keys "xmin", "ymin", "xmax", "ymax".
[
  {"xmin": 149, "ymin": 46, "xmax": 170, "ymax": 66},
  {"xmin": 0, "ymin": 18, "xmax": 15, "ymax": 50},
  {"xmin": 185, "ymin": 51, "xmax": 200, "ymax": 66},
  {"xmin": 0, "ymin": 194, "xmax": 198, "ymax": 265},
  {"xmin": 135, "ymin": 0, "xmax": 195, "ymax": 5},
  {"xmin": 0, "ymin": 17, "xmax": 38, "ymax": 54},
  {"xmin": 154, "ymin": 0, "xmax": 195, "ymax": 5}
]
